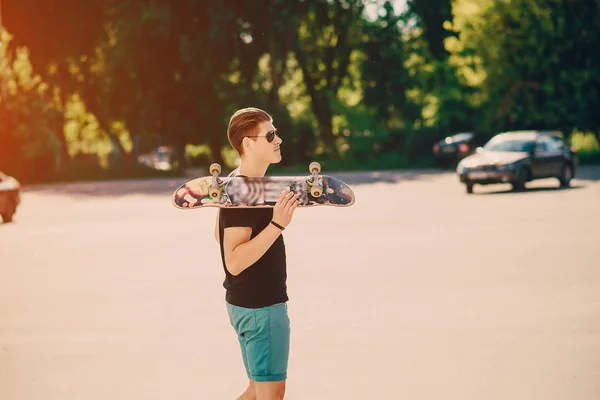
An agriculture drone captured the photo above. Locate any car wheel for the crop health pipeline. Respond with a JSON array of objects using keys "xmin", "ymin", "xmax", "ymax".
[
  {"xmin": 559, "ymin": 164, "xmax": 572, "ymax": 188},
  {"xmin": 466, "ymin": 182, "xmax": 474, "ymax": 194},
  {"xmin": 511, "ymin": 167, "xmax": 528, "ymax": 192},
  {"xmin": 1, "ymin": 211, "xmax": 14, "ymax": 223},
  {"xmin": 1, "ymin": 199, "xmax": 16, "ymax": 223}
]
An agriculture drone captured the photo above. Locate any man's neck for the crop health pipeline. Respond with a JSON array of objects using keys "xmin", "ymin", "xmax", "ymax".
[{"xmin": 237, "ymin": 158, "xmax": 269, "ymax": 177}]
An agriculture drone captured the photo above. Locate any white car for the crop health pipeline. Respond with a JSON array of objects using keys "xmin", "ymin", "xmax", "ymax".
[{"xmin": 0, "ymin": 170, "xmax": 21, "ymax": 222}]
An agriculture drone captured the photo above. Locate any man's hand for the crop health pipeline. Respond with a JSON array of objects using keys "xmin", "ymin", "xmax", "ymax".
[{"xmin": 272, "ymin": 189, "xmax": 300, "ymax": 229}]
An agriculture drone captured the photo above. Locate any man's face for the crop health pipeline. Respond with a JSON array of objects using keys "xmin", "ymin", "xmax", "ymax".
[{"xmin": 245, "ymin": 120, "xmax": 283, "ymax": 164}]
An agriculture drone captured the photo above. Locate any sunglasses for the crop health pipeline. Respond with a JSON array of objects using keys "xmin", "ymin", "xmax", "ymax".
[{"xmin": 246, "ymin": 129, "xmax": 278, "ymax": 143}]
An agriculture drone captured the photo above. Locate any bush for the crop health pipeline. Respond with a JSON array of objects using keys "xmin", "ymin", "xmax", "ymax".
[
  {"xmin": 577, "ymin": 150, "xmax": 600, "ymax": 166},
  {"xmin": 21, "ymin": 161, "xmax": 182, "ymax": 185},
  {"xmin": 570, "ymin": 131, "xmax": 599, "ymax": 152},
  {"xmin": 570, "ymin": 132, "xmax": 600, "ymax": 165},
  {"xmin": 186, "ymin": 144, "xmax": 213, "ymax": 168}
]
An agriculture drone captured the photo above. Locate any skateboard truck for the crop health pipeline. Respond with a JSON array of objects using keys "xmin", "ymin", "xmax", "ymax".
[
  {"xmin": 209, "ymin": 163, "xmax": 222, "ymax": 198},
  {"xmin": 307, "ymin": 161, "xmax": 323, "ymax": 198}
]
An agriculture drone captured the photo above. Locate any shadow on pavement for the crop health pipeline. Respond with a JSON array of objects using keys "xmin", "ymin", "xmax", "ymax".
[
  {"xmin": 22, "ymin": 178, "xmax": 185, "ymax": 197},
  {"xmin": 574, "ymin": 166, "xmax": 600, "ymax": 181},
  {"xmin": 19, "ymin": 165, "xmax": 599, "ymax": 197},
  {"xmin": 317, "ymin": 169, "xmax": 449, "ymax": 186},
  {"xmin": 475, "ymin": 184, "xmax": 585, "ymax": 196},
  {"xmin": 21, "ymin": 169, "xmax": 450, "ymax": 197}
]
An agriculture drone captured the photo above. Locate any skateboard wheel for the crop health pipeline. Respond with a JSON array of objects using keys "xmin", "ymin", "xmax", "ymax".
[
  {"xmin": 309, "ymin": 161, "xmax": 321, "ymax": 174},
  {"xmin": 310, "ymin": 185, "xmax": 322, "ymax": 198},
  {"xmin": 209, "ymin": 163, "xmax": 222, "ymax": 175},
  {"xmin": 209, "ymin": 188, "xmax": 220, "ymax": 198}
]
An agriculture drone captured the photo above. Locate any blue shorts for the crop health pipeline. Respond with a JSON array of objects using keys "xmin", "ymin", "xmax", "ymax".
[{"xmin": 226, "ymin": 301, "xmax": 290, "ymax": 382}]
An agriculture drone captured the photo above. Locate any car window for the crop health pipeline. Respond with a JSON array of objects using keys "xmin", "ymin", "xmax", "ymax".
[
  {"xmin": 484, "ymin": 138, "xmax": 534, "ymax": 152},
  {"xmin": 535, "ymin": 137, "xmax": 553, "ymax": 153},
  {"xmin": 548, "ymin": 136, "xmax": 565, "ymax": 151}
]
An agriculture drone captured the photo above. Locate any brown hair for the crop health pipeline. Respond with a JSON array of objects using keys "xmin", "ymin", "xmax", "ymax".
[{"xmin": 227, "ymin": 107, "xmax": 272, "ymax": 155}]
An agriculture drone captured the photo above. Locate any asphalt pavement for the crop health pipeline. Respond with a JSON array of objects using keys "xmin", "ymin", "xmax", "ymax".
[{"xmin": 1, "ymin": 167, "xmax": 599, "ymax": 400}]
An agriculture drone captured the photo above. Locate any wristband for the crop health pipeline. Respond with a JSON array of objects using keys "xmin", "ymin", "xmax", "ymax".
[{"xmin": 270, "ymin": 220, "xmax": 285, "ymax": 231}]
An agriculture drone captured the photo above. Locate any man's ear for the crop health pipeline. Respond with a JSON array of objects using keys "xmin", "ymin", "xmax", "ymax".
[{"xmin": 243, "ymin": 137, "xmax": 253, "ymax": 153}]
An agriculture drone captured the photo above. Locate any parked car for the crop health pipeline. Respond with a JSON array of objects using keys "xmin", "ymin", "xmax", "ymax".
[
  {"xmin": 432, "ymin": 132, "xmax": 488, "ymax": 168},
  {"xmin": 0, "ymin": 170, "xmax": 21, "ymax": 222},
  {"xmin": 138, "ymin": 146, "xmax": 175, "ymax": 171},
  {"xmin": 456, "ymin": 130, "xmax": 577, "ymax": 193}
]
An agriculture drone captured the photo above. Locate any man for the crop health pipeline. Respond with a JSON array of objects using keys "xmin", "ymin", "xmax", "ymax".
[{"xmin": 214, "ymin": 107, "xmax": 300, "ymax": 400}]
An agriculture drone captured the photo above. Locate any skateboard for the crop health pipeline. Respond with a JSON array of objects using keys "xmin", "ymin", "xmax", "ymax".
[{"xmin": 172, "ymin": 162, "xmax": 355, "ymax": 209}]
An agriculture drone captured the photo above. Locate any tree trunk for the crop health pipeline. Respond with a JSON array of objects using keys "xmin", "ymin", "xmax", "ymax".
[
  {"xmin": 294, "ymin": 47, "xmax": 338, "ymax": 157},
  {"xmin": 268, "ymin": 38, "xmax": 283, "ymax": 111},
  {"xmin": 209, "ymin": 137, "xmax": 225, "ymax": 167},
  {"xmin": 173, "ymin": 141, "xmax": 187, "ymax": 172},
  {"xmin": 313, "ymin": 99, "xmax": 338, "ymax": 158}
]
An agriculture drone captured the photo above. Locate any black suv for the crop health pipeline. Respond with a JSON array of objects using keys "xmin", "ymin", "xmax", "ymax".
[
  {"xmin": 456, "ymin": 130, "xmax": 577, "ymax": 193},
  {"xmin": 432, "ymin": 132, "xmax": 488, "ymax": 168}
]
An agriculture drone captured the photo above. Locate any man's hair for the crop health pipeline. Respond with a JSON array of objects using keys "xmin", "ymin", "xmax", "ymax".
[{"xmin": 227, "ymin": 107, "xmax": 272, "ymax": 155}]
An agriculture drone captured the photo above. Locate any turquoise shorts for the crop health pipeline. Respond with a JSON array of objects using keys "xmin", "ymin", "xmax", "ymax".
[{"xmin": 226, "ymin": 301, "xmax": 290, "ymax": 382}]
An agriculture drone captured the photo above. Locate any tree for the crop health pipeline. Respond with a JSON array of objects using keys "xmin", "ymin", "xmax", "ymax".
[
  {"xmin": 361, "ymin": 2, "xmax": 416, "ymax": 129},
  {"xmin": 0, "ymin": 30, "xmax": 63, "ymax": 180},
  {"xmin": 293, "ymin": 0, "xmax": 365, "ymax": 157},
  {"xmin": 407, "ymin": 0, "xmax": 454, "ymax": 61},
  {"xmin": 467, "ymin": 0, "xmax": 600, "ymax": 140},
  {"xmin": 2, "ymin": 0, "xmax": 106, "ymax": 152}
]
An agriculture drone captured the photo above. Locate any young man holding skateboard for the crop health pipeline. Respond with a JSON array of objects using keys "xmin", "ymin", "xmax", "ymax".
[{"xmin": 214, "ymin": 107, "xmax": 299, "ymax": 400}]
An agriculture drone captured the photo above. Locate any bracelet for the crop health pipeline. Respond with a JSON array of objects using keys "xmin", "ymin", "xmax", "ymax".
[{"xmin": 270, "ymin": 220, "xmax": 285, "ymax": 231}]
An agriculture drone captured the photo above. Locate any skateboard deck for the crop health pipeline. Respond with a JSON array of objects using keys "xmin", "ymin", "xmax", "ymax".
[{"xmin": 172, "ymin": 163, "xmax": 355, "ymax": 209}]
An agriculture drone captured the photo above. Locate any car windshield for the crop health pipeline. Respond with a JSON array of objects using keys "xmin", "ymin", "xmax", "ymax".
[{"xmin": 484, "ymin": 138, "xmax": 533, "ymax": 152}]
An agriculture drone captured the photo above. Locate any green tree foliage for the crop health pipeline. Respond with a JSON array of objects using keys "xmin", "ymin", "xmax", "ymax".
[
  {"xmin": 2, "ymin": 0, "xmax": 600, "ymax": 179},
  {"xmin": 362, "ymin": 2, "xmax": 416, "ymax": 128},
  {"xmin": 3, "ymin": 0, "xmax": 105, "ymax": 133},
  {"xmin": 452, "ymin": 0, "xmax": 600, "ymax": 141},
  {"xmin": 293, "ymin": 0, "xmax": 366, "ymax": 157},
  {"xmin": 407, "ymin": 0, "xmax": 454, "ymax": 60},
  {"xmin": 0, "ymin": 31, "xmax": 63, "ymax": 180},
  {"xmin": 351, "ymin": 1, "xmax": 411, "ymax": 162}
]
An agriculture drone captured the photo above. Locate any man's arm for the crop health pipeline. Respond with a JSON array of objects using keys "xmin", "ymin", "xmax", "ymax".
[
  {"xmin": 223, "ymin": 224, "xmax": 283, "ymax": 276},
  {"xmin": 223, "ymin": 190, "xmax": 299, "ymax": 276}
]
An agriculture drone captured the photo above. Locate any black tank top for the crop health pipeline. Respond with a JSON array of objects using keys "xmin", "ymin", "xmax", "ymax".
[{"xmin": 218, "ymin": 174, "xmax": 288, "ymax": 308}]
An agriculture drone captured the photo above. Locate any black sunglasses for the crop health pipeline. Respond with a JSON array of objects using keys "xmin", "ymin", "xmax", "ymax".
[{"xmin": 247, "ymin": 129, "xmax": 278, "ymax": 143}]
